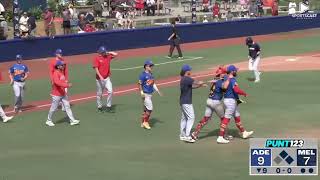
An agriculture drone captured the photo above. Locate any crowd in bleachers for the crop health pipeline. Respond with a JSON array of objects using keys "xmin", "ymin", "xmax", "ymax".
[{"xmin": 0, "ymin": 0, "xmax": 315, "ymax": 40}]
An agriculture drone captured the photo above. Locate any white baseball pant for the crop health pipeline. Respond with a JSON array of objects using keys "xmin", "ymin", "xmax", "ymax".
[
  {"xmin": 248, "ymin": 56, "xmax": 261, "ymax": 81},
  {"xmin": 13, "ymin": 81, "xmax": 25, "ymax": 110},
  {"xmin": 180, "ymin": 104, "xmax": 195, "ymax": 137},
  {"xmin": 0, "ymin": 104, "xmax": 8, "ymax": 120},
  {"xmin": 96, "ymin": 77, "xmax": 113, "ymax": 108},
  {"xmin": 223, "ymin": 98, "xmax": 240, "ymax": 119},
  {"xmin": 204, "ymin": 99, "xmax": 225, "ymax": 118},
  {"xmin": 143, "ymin": 94, "xmax": 153, "ymax": 111},
  {"xmin": 47, "ymin": 95, "xmax": 76, "ymax": 122}
]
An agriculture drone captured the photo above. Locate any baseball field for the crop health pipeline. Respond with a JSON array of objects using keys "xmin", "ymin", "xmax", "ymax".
[{"xmin": 0, "ymin": 28, "xmax": 319, "ymax": 180}]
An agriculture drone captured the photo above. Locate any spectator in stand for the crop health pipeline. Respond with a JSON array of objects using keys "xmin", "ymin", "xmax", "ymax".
[
  {"xmin": 93, "ymin": 1, "xmax": 103, "ymax": 17},
  {"xmin": 249, "ymin": 1, "xmax": 258, "ymax": 17},
  {"xmin": 212, "ymin": 2, "xmax": 220, "ymax": 22},
  {"xmin": 202, "ymin": 15, "xmax": 208, "ymax": 23},
  {"xmin": 27, "ymin": 13, "xmax": 37, "ymax": 37},
  {"xmin": 43, "ymin": 8, "xmax": 55, "ymax": 37},
  {"xmin": 202, "ymin": 0, "xmax": 210, "ymax": 12},
  {"xmin": 146, "ymin": 0, "xmax": 156, "ymax": 16},
  {"xmin": 271, "ymin": 0, "xmax": 278, "ymax": 16},
  {"xmin": 0, "ymin": 2, "xmax": 4, "ymax": 15},
  {"xmin": 78, "ymin": 14, "xmax": 87, "ymax": 31},
  {"xmin": 84, "ymin": 22, "xmax": 96, "ymax": 33},
  {"xmin": 0, "ymin": 14, "xmax": 8, "ymax": 40},
  {"xmin": 68, "ymin": 4, "xmax": 75, "ymax": 19},
  {"xmin": 156, "ymin": 0, "xmax": 164, "ymax": 15},
  {"xmin": 115, "ymin": 8, "xmax": 124, "ymax": 28},
  {"xmin": 288, "ymin": 1, "xmax": 297, "ymax": 15},
  {"xmin": 256, "ymin": 0, "xmax": 264, "ymax": 16},
  {"xmin": 226, "ymin": 10, "xmax": 234, "ymax": 21},
  {"xmin": 239, "ymin": 0, "xmax": 249, "ymax": 10},
  {"xmin": 85, "ymin": 11, "xmax": 95, "ymax": 23},
  {"xmin": 19, "ymin": 12, "xmax": 29, "ymax": 38},
  {"xmin": 62, "ymin": 7, "xmax": 71, "ymax": 35},
  {"xmin": 135, "ymin": 0, "xmax": 145, "ymax": 16},
  {"xmin": 175, "ymin": 15, "xmax": 181, "ymax": 23}
]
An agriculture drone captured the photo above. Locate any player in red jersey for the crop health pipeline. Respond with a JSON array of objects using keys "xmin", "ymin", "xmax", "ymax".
[
  {"xmin": 93, "ymin": 46, "xmax": 118, "ymax": 113},
  {"xmin": 46, "ymin": 60, "xmax": 79, "ymax": 127},
  {"xmin": 49, "ymin": 49, "xmax": 69, "ymax": 112}
]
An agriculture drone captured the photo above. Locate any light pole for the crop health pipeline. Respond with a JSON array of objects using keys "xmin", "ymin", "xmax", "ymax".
[
  {"xmin": 191, "ymin": 0, "xmax": 196, "ymax": 23},
  {"xmin": 13, "ymin": 0, "xmax": 20, "ymax": 38}
]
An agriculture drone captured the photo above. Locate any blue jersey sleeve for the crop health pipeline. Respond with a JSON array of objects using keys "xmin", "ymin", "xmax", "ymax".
[
  {"xmin": 9, "ymin": 66, "xmax": 14, "ymax": 74},
  {"xmin": 24, "ymin": 65, "xmax": 29, "ymax": 73},
  {"xmin": 186, "ymin": 77, "xmax": 194, "ymax": 86}
]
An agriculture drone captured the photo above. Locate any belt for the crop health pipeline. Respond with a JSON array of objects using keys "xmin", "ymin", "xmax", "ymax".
[{"xmin": 14, "ymin": 80, "xmax": 25, "ymax": 83}]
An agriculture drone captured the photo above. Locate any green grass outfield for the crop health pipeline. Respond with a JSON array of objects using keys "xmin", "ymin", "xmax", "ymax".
[{"xmin": 0, "ymin": 31, "xmax": 320, "ymax": 180}]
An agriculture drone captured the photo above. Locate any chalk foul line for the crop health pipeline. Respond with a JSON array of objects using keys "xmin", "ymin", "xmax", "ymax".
[
  {"xmin": 112, "ymin": 57, "xmax": 204, "ymax": 71},
  {"xmin": 4, "ymin": 72, "xmax": 213, "ymax": 114}
]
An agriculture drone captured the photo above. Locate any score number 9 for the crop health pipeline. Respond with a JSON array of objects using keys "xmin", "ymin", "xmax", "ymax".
[{"xmin": 258, "ymin": 157, "xmax": 265, "ymax": 165}]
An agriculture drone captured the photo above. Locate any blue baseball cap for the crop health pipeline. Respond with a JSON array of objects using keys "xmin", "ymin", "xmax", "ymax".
[
  {"xmin": 98, "ymin": 46, "xmax": 107, "ymax": 54},
  {"xmin": 181, "ymin": 64, "xmax": 192, "ymax": 72},
  {"xmin": 227, "ymin": 65, "xmax": 238, "ymax": 72},
  {"xmin": 55, "ymin": 60, "xmax": 65, "ymax": 67},
  {"xmin": 144, "ymin": 59, "xmax": 154, "ymax": 66},
  {"xmin": 55, "ymin": 49, "xmax": 63, "ymax": 55},
  {"xmin": 16, "ymin": 54, "xmax": 22, "ymax": 60}
]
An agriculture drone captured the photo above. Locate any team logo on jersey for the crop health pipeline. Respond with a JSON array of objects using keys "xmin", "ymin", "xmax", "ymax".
[{"xmin": 146, "ymin": 79, "xmax": 154, "ymax": 86}]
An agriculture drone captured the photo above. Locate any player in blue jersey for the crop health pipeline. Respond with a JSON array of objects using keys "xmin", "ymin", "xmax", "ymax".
[
  {"xmin": 191, "ymin": 66, "xmax": 226, "ymax": 141},
  {"xmin": 138, "ymin": 60, "xmax": 162, "ymax": 130},
  {"xmin": 217, "ymin": 65, "xmax": 254, "ymax": 144},
  {"xmin": 246, "ymin": 37, "xmax": 262, "ymax": 83},
  {"xmin": 9, "ymin": 54, "xmax": 29, "ymax": 113}
]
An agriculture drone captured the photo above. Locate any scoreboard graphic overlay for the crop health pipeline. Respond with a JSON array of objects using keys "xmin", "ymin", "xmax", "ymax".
[{"xmin": 250, "ymin": 138, "xmax": 318, "ymax": 175}]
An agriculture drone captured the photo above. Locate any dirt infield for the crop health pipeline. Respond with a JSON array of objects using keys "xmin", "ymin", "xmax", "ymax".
[
  {"xmin": 3, "ymin": 51, "xmax": 320, "ymax": 115},
  {"xmin": 0, "ymin": 28, "xmax": 319, "ymax": 82}
]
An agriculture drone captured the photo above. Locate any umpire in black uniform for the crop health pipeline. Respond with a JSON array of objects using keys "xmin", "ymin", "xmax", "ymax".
[{"xmin": 167, "ymin": 20, "xmax": 183, "ymax": 59}]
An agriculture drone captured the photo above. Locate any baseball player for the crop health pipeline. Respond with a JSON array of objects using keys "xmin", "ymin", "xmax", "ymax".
[
  {"xmin": 217, "ymin": 65, "xmax": 253, "ymax": 144},
  {"xmin": 46, "ymin": 60, "xmax": 79, "ymax": 127},
  {"xmin": 138, "ymin": 60, "xmax": 162, "ymax": 130},
  {"xmin": 179, "ymin": 64, "xmax": 207, "ymax": 143},
  {"xmin": 93, "ymin": 46, "xmax": 118, "ymax": 113},
  {"xmin": 246, "ymin": 37, "xmax": 261, "ymax": 83},
  {"xmin": 8, "ymin": 54, "xmax": 29, "ymax": 113},
  {"xmin": 49, "ymin": 49, "xmax": 69, "ymax": 111},
  {"xmin": 191, "ymin": 66, "xmax": 226, "ymax": 141}
]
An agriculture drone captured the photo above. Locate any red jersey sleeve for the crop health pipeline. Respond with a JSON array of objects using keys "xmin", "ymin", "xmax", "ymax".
[
  {"xmin": 53, "ymin": 71, "xmax": 69, "ymax": 88},
  {"xmin": 49, "ymin": 59, "xmax": 56, "ymax": 82},
  {"xmin": 93, "ymin": 57, "xmax": 99, "ymax": 69}
]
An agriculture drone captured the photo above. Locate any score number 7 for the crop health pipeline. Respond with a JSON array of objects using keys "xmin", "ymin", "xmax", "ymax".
[{"xmin": 303, "ymin": 157, "xmax": 310, "ymax": 165}]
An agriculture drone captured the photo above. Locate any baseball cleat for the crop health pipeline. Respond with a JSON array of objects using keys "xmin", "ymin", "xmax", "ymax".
[
  {"xmin": 184, "ymin": 136, "xmax": 196, "ymax": 143},
  {"xmin": 191, "ymin": 132, "xmax": 198, "ymax": 140},
  {"xmin": 254, "ymin": 79, "xmax": 260, "ymax": 83},
  {"xmin": 97, "ymin": 107, "xmax": 104, "ymax": 113},
  {"xmin": 45, "ymin": 121, "xmax": 55, "ymax": 127},
  {"xmin": 225, "ymin": 135, "xmax": 234, "ymax": 140},
  {"xmin": 217, "ymin": 136, "xmax": 230, "ymax": 144},
  {"xmin": 178, "ymin": 56, "xmax": 184, "ymax": 59},
  {"xmin": 241, "ymin": 130, "xmax": 254, "ymax": 139},
  {"xmin": 105, "ymin": 107, "xmax": 115, "ymax": 113},
  {"xmin": 166, "ymin": 56, "xmax": 172, "ymax": 59},
  {"xmin": 179, "ymin": 136, "xmax": 187, "ymax": 141},
  {"xmin": 70, "ymin": 120, "xmax": 80, "ymax": 126},
  {"xmin": 142, "ymin": 122, "xmax": 151, "ymax": 130},
  {"xmin": 140, "ymin": 123, "xmax": 144, "ymax": 128},
  {"xmin": 3, "ymin": 116, "xmax": 13, "ymax": 123}
]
